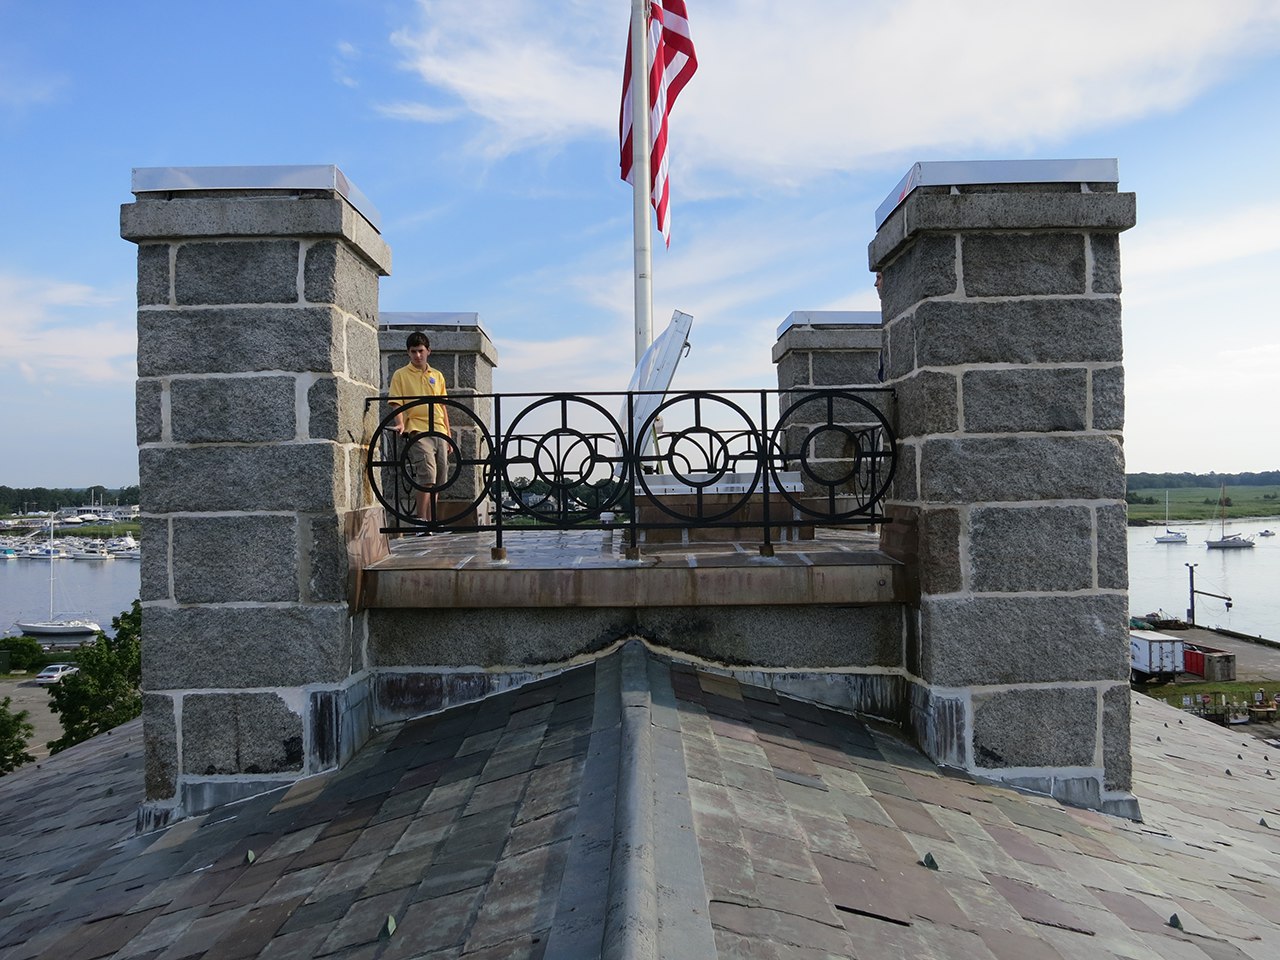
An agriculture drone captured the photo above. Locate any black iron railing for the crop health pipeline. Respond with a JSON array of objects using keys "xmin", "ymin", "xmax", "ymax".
[{"xmin": 365, "ymin": 388, "xmax": 896, "ymax": 556}]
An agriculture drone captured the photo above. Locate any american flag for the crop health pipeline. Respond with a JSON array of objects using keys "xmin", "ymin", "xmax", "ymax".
[{"xmin": 620, "ymin": 0, "xmax": 697, "ymax": 246}]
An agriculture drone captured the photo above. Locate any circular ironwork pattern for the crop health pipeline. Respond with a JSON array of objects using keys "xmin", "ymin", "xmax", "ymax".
[
  {"xmin": 769, "ymin": 391, "xmax": 897, "ymax": 520},
  {"xmin": 365, "ymin": 388, "xmax": 898, "ymax": 534},
  {"xmin": 366, "ymin": 397, "xmax": 494, "ymax": 526},
  {"xmin": 497, "ymin": 395, "xmax": 629, "ymax": 523},
  {"xmin": 635, "ymin": 392, "xmax": 763, "ymax": 524}
]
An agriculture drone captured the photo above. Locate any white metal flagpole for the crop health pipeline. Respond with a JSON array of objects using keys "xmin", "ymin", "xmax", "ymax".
[{"xmin": 630, "ymin": 0, "xmax": 653, "ymax": 366}]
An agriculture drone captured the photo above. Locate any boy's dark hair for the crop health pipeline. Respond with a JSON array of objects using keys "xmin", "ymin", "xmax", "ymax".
[{"xmin": 406, "ymin": 331, "xmax": 430, "ymax": 350}]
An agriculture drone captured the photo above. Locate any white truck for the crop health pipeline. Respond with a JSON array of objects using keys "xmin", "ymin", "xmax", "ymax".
[{"xmin": 1130, "ymin": 629, "xmax": 1184, "ymax": 682}]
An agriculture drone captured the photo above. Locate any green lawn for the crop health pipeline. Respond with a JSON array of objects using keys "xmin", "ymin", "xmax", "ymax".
[{"xmin": 1127, "ymin": 486, "xmax": 1280, "ymax": 522}]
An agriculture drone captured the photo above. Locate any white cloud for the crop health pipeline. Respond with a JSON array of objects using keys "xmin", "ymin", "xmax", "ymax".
[
  {"xmin": 386, "ymin": 0, "xmax": 1280, "ymax": 184},
  {"xmin": 0, "ymin": 274, "xmax": 135, "ymax": 384},
  {"xmin": 1124, "ymin": 202, "xmax": 1280, "ymax": 280}
]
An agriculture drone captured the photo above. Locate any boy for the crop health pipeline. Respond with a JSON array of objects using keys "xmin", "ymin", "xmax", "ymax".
[{"xmin": 388, "ymin": 332, "xmax": 451, "ymax": 527}]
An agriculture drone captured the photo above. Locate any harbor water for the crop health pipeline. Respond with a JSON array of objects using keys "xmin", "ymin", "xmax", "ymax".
[
  {"xmin": 2, "ymin": 521, "xmax": 1277, "ymax": 643},
  {"xmin": 1, "ymin": 557, "xmax": 140, "ymax": 639},
  {"xmin": 1128, "ymin": 517, "xmax": 1280, "ymax": 639}
]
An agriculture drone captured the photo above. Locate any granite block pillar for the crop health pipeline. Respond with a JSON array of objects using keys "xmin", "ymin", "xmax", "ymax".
[
  {"xmin": 772, "ymin": 311, "xmax": 892, "ymax": 504},
  {"xmin": 869, "ymin": 161, "xmax": 1136, "ymax": 814},
  {"xmin": 378, "ymin": 313, "xmax": 499, "ymax": 526},
  {"xmin": 123, "ymin": 165, "xmax": 391, "ymax": 825}
]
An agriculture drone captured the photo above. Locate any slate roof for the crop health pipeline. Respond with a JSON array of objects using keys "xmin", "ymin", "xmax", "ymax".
[{"xmin": 3, "ymin": 641, "xmax": 1280, "ymax": 959}]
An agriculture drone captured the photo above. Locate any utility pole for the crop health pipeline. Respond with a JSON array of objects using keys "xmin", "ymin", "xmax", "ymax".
[{"xmin": 1185, "ymin": 562, "xmax": 1232, "ymax": 626}]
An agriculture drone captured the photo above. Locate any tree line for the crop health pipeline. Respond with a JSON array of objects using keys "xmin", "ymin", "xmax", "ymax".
[
  {"xmin": 0, "ymin": 485, "xmax": 140, "ymax": 515},
  {"xmin": 1127, "ymin": 471, "xmax": 1280, "ymax": 492}
]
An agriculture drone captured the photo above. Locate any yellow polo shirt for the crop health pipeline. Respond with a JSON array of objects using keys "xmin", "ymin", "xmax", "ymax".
[{"xmin": 389, "ymin": 363, "xmax": 450, "ymax": 434}]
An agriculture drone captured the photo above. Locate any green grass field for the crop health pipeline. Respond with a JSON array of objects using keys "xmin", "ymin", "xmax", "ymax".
[{"xmin": 1128, "ymin": 486, "xmax": 1280, "ymax": 523}]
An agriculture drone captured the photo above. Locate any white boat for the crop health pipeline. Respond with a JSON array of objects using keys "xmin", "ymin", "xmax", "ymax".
[
  {"xmin": 1260, "ymin": 529, "xmax": 1276, "ymax": 537},
  {"xmin": 1153, "ymin": 491, "xmax": 1186, "ymax": 543},
  {"xmin": 12, "ymin": 523, "xmax": 102, "ymax": 637},
  {"xmin": 14, "ymin": 618, "xmax": 101, "ymax": 637},
  {"xmin": 70, "ymin": 541, "xmax": 114, "ymax": 561},
  {"xmin": 1206, "ymin": 485, "xmax": 1254, "ymax": 550}
]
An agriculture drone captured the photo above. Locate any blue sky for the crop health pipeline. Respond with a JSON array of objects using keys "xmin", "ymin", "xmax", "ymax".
[{"xmin": 2, "ymin": 0, "xmax": 1279, "ymax": 488}]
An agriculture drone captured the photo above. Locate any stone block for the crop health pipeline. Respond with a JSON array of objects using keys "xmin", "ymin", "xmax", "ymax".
[
  {"xmin": 869, "ymin": 190, "xmax": 1137, "ymax": 267},
  {"xmin": 304, "ymin": 240, "xmax": 380, "ymax": 325},
  {"xmin": 308, "ymin": 376, "xmax": 376, "ymax": 443},
  {"xmin": 1102, "ymin": 683, "xmax": 1132, "ymax": 791},
  {"xmin": 142, "ymin": 604, "xmax": 352, "ymax": 688},
  {"xmin": 1090, "ymin": 234, "xmax": 1122, "ymax": 294},
  {"xmin": 891, "ymin": 441, "xmax": 918, "ymax": 504},
  {"xmin": 918, "ymin": 594, "xmax": 1128, "ymax": 686},
  {"xmin": 919, "ymin": 435, "xmax": 1125, "ymax": 502},
  {"xmin": 917, "ymin": 507, "xmax": 962, "ymax": 595},
  {"xmin": 914, "ymin": 299, "xmax": 1122, "ymax": 367},
  {"xmin": 139, "ymin": 443, "xmax": 342, "ymax": 512},
  {"xmin": 172, "ymin": 515, "xmax": 298, "ymax": 603},
  {"xmin": 138, "ymin": 305, "xmax": 345, "ymax": 377},
  {"xmin": 962, "ymin": 234, "xmax": 1086, "ymax": 297},
  {"xmin": 1091, "ymin": 365, "xmax": 1124, "ymax": 431},
  {"xmin": 774, "ymin": 350, "xmax": 811, "ymax": 391},
  {"xmin": 181, "ymin": 692, "xmax": 304, "ymax": 776},
  {"xmin": 877, "ymin": 234, "xmax": 957, "ymax": 321},
  {"xmin": 137, "ymin": 244, "xmax": 170, "ymax": 306},
  {"xmin": 883, "ymin": 314, "xmax": 917, "ymax": 382},
  {"xmin": 895, "ymin": 371, "xmax": 958, "ymax": 438},
  {"xmin": 175, "ymin": 240, "xmax": 300, "ymax": 305},
  {"xmin": 371, "ymin": 607, "xmax": 635, "ymax": 668},
  {"xmin": 971, "ymin": 686, "xmax": 1097, "ymax": 769},
  {"xmin": 1095, "ymin": 502, "xmax": 1129, "ymax": 590},
  {"xmin": 811, "ymin": 351, "xmax": 883, "ymax": 388},
  {"xmin": 962, "ymin": 369, "xmax": 1087, "ymax": 434},
  {"xmin": 139, "ymin": 517, "xmax": 169, "ymax": 602},
  {"xmin": 121, "ymin": 196, "xmax": 392, "ymax": 276},
  {"xmin": 346, "ymin": 315, "xmax": 381, "ymax": 387},
  {"xmin": 303, "ymin": 513, "xmax": 347, "ymax": 603},
  {"xmin": 638, "ymin": 606, "xmax": 902, "ymax": 669},
  {"xmin": 143, "ymin": 693, "xmax": 178, "ymax": 800},
  {"xmin": 136, "ymin": 379, "xmax": 163, "ymax": 444},
  {"xmin": 170, "ymin": 375, "xmax": 296, "ymax": 443},
  {"xmin": 969, "ymin": 505, "xmax": 1093, "ymax": 592}
]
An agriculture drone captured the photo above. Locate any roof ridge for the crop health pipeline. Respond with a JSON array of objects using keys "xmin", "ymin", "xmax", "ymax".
[{"xmin": 604, "ymin": 640, "xmax": 660, "ymax": 958}]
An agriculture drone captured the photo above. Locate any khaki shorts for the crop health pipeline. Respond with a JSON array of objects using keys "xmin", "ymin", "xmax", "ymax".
[{"xmin": 406, "ymin": 435, "xmax": 450, "ymax": 488}]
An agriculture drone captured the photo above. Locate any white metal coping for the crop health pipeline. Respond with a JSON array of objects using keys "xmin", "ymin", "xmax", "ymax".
[
  {"xmin": 776, "ymin": 310, "xmax": 881, "ymax": 340},
  {"xmin": 131, "ymin": 164, "xmax": 382, "ymax": 232},
  {"xmin": 380, "ymin": 312, "xmax": 492, "ymax": 340},
  {"xmin": 874, "ymin": 158, "xmax": 1120, "ymax": 229}
]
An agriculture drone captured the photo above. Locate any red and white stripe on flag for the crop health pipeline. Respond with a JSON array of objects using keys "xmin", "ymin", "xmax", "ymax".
[{"xmin": 620, "ymin": 0, "xmax": 697, "ymax": 246}]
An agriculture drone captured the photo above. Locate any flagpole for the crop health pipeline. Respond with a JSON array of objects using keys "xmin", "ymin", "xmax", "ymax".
[{"xmin": 630, "ymin": 0, "xmax": 653, "ymax": 366}]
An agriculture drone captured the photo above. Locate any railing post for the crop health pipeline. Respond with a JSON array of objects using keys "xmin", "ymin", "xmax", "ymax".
[{"xmin": 758, "ymin": 390, "xmax": 774, "ymax": 557}]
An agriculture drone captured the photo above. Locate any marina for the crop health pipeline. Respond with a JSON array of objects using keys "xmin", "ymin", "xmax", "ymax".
[{"xmin": 1, "ymin": 539, "xmax": 140, "ymax": 640}]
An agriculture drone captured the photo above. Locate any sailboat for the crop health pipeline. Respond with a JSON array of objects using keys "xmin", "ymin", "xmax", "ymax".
[
  {"xmin": 1206, "ymin": 485, "xmax": 1254, "ymax": 550},
  {"xmin": 13, "ymin": 523, "xmax": 102, "ymax": 636},
  {"xmin": 1153, "ymin": 491, "xmax": 1187, "ymax": 543}
]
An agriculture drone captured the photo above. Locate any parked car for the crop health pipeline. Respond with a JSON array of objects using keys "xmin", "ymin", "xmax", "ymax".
[{"xmin": 33, "ymin": 663, "xmax": 78, "ymax": 685}]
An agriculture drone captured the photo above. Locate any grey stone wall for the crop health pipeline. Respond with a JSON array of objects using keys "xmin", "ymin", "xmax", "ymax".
[
  {"xmin": 123, "ymin": 176, "xmax": 390, "ymax": 822},
  {"xmin": 869, "ymin": 176, "xmax": 1136, "ymax": 811}
]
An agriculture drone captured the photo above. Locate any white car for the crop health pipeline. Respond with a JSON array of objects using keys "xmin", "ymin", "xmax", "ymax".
[{"xmin": 33, "ymin": 663, "xmax": 78, "ymax": 685}]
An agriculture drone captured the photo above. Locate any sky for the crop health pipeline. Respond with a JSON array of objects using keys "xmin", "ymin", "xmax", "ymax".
[{"xmin": 2, "ymin": 0, "xmax": 1279, "ymax": 488}]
